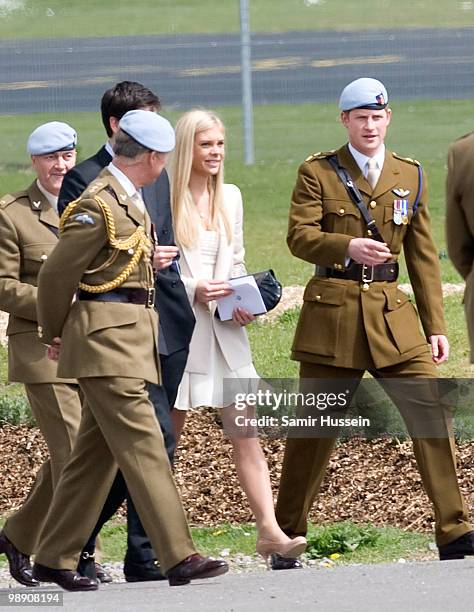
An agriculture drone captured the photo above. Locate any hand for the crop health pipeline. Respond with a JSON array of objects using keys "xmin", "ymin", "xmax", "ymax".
[
  {"xmin": 153, "ymin": 245, "xmax": 179, "ymax": 270},
  {"xmin": 195, "ymin": 279, "xmax": 233, "ymax": 303},
  {"xmin": 47, "ymin": 337, "xmax": 61, "ymax": 361},
  {"xmin": 347, "ymin": 238, "xmax": 391, "ymax": 265},
  {"xmin": 429, "ymin": 334, "xmax": 449, "ymax": 364},
  {"xmin": 232, "ymin": 307, "xmax": 255, "ymax": 326}
]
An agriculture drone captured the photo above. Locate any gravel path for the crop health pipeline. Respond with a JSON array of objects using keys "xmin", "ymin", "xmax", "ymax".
[
  {"xmin": 0, "ymin": 547, "xmax": 438, "ymax": 589},
  {"xmin": 0, "ymin": 556, "xmax": 293, "ymax": 588}
]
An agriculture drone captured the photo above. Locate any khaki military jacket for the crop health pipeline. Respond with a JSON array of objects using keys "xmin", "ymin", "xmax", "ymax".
[
  {"xmin": 289, "ymin": 144, "xmax": 446, "ymax": 369},
  {"xmin": 37, "ymin": 170, "xmax": 160, "ymax": 384},
  {"xmin": 446, "ymin": 132, "xmax": 474, "ymax": 361},
  {"xmin": 0, "ymin": 182, "xmax": 74, "ymax": 383},
  {"xmin": 446, "ymin": 132, "xmax": 474, "ymax": 281}
]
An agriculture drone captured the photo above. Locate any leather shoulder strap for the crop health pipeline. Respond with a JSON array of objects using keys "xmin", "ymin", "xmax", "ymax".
[{"xmin": 326, "ymin": 155, "xmax": 385, "ymax": 243}]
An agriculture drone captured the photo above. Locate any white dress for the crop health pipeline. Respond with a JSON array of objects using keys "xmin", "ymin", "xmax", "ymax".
[{"xmin": 175, "ymin": 228, "xmax": 259, "ymax": 410}]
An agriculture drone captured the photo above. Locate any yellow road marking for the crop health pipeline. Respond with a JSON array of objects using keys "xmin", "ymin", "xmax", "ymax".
[
  {"xmin": 310, "ymin": 55, "xmax": 402, "ymax": 68},
  {"xmin": 0, "ymin": 54, "xmax": 403, "ymax": 90}
]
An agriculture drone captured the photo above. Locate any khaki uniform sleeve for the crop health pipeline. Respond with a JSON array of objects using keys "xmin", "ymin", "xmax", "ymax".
[
  {"xmin": 37, "ymin": 198, "xmax": 107, "ymax": 344},
  {"xmin": 0, "ymin": 209, "xmax": 38, "ymax": 321},
  {"xmin": 404, "ymin": 169, "xmax": 446, "ymax": 337},
  {"xmin": 446, "ymin": 144, "xmax": 474, "ymax": 279},
  {"xmin": 287, "ymin": 161, "xmax": 352, "ymax": 267}
]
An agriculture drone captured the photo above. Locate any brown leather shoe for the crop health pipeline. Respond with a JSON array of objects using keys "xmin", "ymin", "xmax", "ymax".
[
  {"xmin": 0, "ymin": 530, "xmax": 39, "ymax": 587},
  {"xmin": 32, "ymin": 563, "xmax": 98, "ymax": 591},
  {"xmin": 166, "ymin": 554, "xmax": 228, "ymax": 586}
]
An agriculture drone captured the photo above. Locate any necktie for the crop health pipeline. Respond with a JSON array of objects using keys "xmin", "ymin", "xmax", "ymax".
[
  {"xmin": 366, "ymin": 158, "xmax": 379, "ymax": 189},
  {"xmin": 131, "ymin": 191, "xmax": 145, "ymax": 215}
]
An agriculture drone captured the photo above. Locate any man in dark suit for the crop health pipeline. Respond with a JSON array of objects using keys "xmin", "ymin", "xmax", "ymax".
[{"xmin": 58, "ymin": 81, "xmax": 195, "ymax": 582}]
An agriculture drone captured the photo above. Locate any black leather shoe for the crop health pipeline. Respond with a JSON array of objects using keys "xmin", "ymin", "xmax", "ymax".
[
  {"xmin": 270, "ymin": 553, "xmax": 303, "ymax": 570},
  {"xmin": 0, "ymin": 530, "xmax": 39, "ymax": 587},
  {"xmin": 77, "ymin": 552, "xmax": 112, "ymax": 583},
  {"xmin": 124, "ymin": 559, "xmax": 166, "ymax": 582},
  {"xmin": 438, "ymin": 531, "xmax": 474, "ymax": 560},
  {"xmin": 95, "ymin": 562, "xmax": 113, "ymax": 583},
  {"xmin": 166, "ymin": 554, "xmax": 228, "ymax": 586},
  {"xmin": 32, "ymin": 563, "xmax": 98, "ymax": 592}
]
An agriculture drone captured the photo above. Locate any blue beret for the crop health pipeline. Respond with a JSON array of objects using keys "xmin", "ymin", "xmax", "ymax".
[
  {"xmin": 27, "ymin": 121, "xmax": 77, "ymax": 155},
  {"xmin": 119, "ymin": 110, "xmax": 175, "ymax": 153},
  {"xmin": 339, "ymin": 78, "xmax": 388, "ymax": 112}
]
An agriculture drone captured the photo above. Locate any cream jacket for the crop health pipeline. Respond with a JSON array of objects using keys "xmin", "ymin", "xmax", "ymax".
[{"xmin": 179, "ymin": 184, "xmax": 253, "ymax": 374}]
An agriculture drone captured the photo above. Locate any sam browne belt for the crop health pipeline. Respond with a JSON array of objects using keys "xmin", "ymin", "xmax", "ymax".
[
  {"xmin": 315, "ymin": 261, "xmax": 399, "ymax": 282},
  {"xmin": 78, "ymin": 287, "xmax": 156, "ymax": 308}
]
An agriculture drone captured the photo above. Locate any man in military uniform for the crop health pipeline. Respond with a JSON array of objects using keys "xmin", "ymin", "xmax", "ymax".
[
  {"xmin": 58, "ymin": 81, "xmax": 195, "ymax": 582},
  {"xmin": 31, "ymin": 110, "xmax": 227, "ymax": 591},
  {"xmin": 446, "ymin": 133, "xmax": 474, "ymax": 364},
  {"xmin": 273, "ymin": 78, "xmax": 473, "ymax": 569},
  {"xmin": 0, "ymin": 122, "xmax": 84, "ymax": 586}
]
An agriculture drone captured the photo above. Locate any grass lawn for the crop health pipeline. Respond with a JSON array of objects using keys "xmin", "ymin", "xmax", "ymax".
[
  {"xmin": 0, "ymin": 99, "xmax": 471, "ymax": 286},
  {"xmin": 248, "ymin": 295, "xmax": 472, "ymax": 379},
  {"xmin": 0, "ymin": 99, "xmax": 472, "ymax": 417},
  {"xmin": 0, "ymin": 1, "xmax": 474, "ymax": 39},
  {"xmin": 99, "ymin": 520, "xmax": 435, "ymax": 564},
  {"xmin": 1, "ymin": 294, "xmax": 472, "ymax": 424}
]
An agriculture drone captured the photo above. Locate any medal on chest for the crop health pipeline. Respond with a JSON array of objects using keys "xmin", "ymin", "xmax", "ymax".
[{"xmin": 393, "ymin": 199, "xmax": 409, "ymax": 225}]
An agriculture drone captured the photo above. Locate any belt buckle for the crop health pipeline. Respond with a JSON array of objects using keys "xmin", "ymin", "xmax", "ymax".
[
  {"xmin": 81, "ymin": 552, "xmax": 95, "ymax": 560},
  {"xmin": 146, "ymin": 287, "xmax": 155, "ymax": 308},
  {"xmin": 361, "ymin": 264, "xmax": 374, "ymax": 283}
]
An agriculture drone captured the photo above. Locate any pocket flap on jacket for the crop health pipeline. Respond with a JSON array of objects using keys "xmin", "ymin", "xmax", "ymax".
[
  {"xmin": 303, "ymin": 280, "xmax": 346, "ymax": 305},
  {"xmin": 86, "ymin": 302, "xmax": 139, "ymax": 334},
  {"xmin": 323, "ymin": 200, "xmax": 361, "ymax": 219},
  {"xmin": 23, "ymin": 243, "xmax": 55, "ymax": 262},
  {"xmin": 384, "ymin": 287, "xmax": 411, "ymax": 311}
]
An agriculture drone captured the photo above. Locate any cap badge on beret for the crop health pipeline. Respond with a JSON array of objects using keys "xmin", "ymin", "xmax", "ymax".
[{"xmin": 339, "ymin": 78, "xmax": 389, "ymax": 112}]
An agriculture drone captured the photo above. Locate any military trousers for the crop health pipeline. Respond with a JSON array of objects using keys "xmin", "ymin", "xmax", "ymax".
[
  {"xmin": 34, "ymin": 376, "xmax": 196, "ymax": 573},
  {"xmin": 84, "ymin": 345, "xmax": 189, "ymax": 566},
  {"xmin": 275, "ymin": 352, "xmax": 472, "ymax": 546},
  {"xmin": 463, "ymin": 275, "xmax": 474, "ymax": 363},
  {"xmin": 4, "ymin": 383, "xmax": 81, "ymax": 555}
]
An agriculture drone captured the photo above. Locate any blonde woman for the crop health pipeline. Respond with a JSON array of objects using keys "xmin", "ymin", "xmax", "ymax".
[{"xmin": 168, "ymin": 109, "xmax": 306, "ymax": 564}]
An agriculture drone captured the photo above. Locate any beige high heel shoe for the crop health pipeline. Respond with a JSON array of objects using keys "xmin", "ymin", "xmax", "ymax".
[{"xmin": 256, "ymin": 535, "xmax": 307, "ymax": 567}]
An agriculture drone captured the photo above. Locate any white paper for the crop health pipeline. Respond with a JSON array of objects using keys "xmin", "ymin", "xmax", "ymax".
[{"xmin": 216, "ymin": 275, "xmax": 267, "ymax": 321}]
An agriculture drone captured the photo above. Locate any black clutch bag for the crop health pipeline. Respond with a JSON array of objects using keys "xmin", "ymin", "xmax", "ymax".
[
  {"xmin": 252, "ymin": 269, "xmax": 282, "ymax": 313},
  {"xmin": 214, "ymin": 269, "xmax": 282, "ymax": 320}
]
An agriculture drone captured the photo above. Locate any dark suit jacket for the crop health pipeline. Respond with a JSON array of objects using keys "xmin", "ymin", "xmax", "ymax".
[{"xmin": 58, "ymin": 146, "xmax": 195, "ymax": 355}]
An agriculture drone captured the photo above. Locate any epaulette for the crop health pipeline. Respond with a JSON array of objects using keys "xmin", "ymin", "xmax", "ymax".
[
  {"xmin": 305, "ymin": 150, "xmax": 336, "ymax": 162},
  {"xmin": 81, "ymin": 179, "xmax": 106, "ymax": 199},
  {"xmin": 0, "ymin": 191, "xmax": 27, "ymax": 209},
  {"xmin": 392, "ymin": 152, "xmax": 421, "ymax": 167},
  {"xmin": 453, "ymin": 131, "xmax": 474, "ymax": 143}
]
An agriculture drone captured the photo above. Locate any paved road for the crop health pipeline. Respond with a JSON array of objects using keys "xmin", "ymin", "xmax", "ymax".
[
  {"xmin": 1, "ymin": 28, "xmax": 474, "ymax": 114},
  {"xmin": 0, "ymin": 559, "xmax": 472, "ymax": 611}
]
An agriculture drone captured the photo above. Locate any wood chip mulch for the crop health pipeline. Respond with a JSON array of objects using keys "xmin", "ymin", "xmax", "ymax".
[{"xmin": 1, "ymin": 411, "xmax": 472, "ymax": 533}]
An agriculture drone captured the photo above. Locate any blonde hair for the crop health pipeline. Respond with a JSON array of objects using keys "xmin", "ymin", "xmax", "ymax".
[{"xmin": 169, "ymin": 109, "xmax": 231, "ymax": 249}]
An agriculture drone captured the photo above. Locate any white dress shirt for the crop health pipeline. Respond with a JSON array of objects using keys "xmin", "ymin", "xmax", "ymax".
[
  {"xmin": 348, "ymin": 143, "xmax": 385, "ymax": 182},
  {"xmin": 36, "ymin": 180, "xmax": 59, "ymax": 213},
  {"xmin": 106, "ymin": 162, "xmax": 145, "ymax": 214}
]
